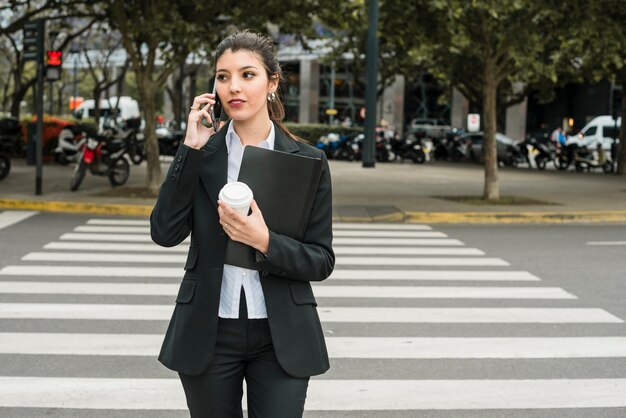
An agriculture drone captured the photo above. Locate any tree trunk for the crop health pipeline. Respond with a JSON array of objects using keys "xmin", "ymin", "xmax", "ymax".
[
  {"xmin": 139, "ymin": 80, "xmax": 163, "ymax": 192},
  {"xmin": 56, "ymin": 82, "xmax": 66, "ymax": 115},
  {"xmin": 1, "ymin": 74, "xmax": 11, "ymax": 113},
  {"xmin": 482, "ymin": 62, "xmax": 499, "ymax": 200},
  {"xmin": 93, "ymin": 88, "xmax": 102, "ymax": 128},
  {"xmin": 616, "ymin": 71, "xmax": 626, "ymax": 175},
  {"xmin": 10, "ymin": 77, "xmax": 36, "ymax": 118}
]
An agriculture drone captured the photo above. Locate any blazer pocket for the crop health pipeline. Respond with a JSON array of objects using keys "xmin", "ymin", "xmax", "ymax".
[
  {"xmin": 175, "ymin": 279, "xmax": 196, "ymax": 304},
  {"xmin": 184, "ymin": 247, "xmax": 199, "ymax": 270},
  {"xmin": 289, "ymin": 280, "xmax": 317, "ymax": 306}
]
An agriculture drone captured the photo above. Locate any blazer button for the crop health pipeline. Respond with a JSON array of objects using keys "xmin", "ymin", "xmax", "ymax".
[
  {"xmin": 174, "ymin": 164, "xmax": 180, "ymax": 171},
  {"xmin": 171, "ymin": 174, "xmax": 177, "ymax": 182},
  {"xmin": 261, "ymin": 271, "xmax": 269, "ymax": 277},
  {"xmin": 177, "ymin": 155, "xmax": 183, "ymax": 162}
]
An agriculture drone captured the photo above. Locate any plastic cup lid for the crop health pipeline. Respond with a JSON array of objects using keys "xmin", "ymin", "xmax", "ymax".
[{"xmin": 219, "ymin": 182, "xmax": 253, "ymax": 206}]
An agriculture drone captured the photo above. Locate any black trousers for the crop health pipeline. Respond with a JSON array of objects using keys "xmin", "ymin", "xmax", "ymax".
[{"xmin": 179, "ymin": 290, "xmax": 309, "ymax": 418}]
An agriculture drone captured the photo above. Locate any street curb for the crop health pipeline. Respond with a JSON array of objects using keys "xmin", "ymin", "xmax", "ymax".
[
  {"xmin": 404, "ymin": 210, "xmax": 626, "ymax": 224},
  {"xmin": 3, "ymin": 198, "xmax": 626, "ymax": 223},
  {"xmin": 0, "ymin": 198, "xmax": 153, "ymax": 217}
]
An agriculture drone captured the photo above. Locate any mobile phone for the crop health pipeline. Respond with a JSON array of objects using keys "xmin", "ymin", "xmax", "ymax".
[{"xmin": 209, "ymin": 81, "xmax": 222, "ymax": 133}]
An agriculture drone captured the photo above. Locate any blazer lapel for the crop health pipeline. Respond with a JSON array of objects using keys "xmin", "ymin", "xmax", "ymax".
[
  {"xmin": 273, "ymin": 124, "xmax": 300, "ymax": 153},
  {"xmin": 199, "ymin": 125, "xmax": 228, "ymax": 211}
]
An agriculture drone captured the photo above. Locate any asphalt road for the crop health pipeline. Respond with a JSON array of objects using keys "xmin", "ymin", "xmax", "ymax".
[{"xmin": 0, "ymin": 211, "xmax": 625, "ymax": 417}]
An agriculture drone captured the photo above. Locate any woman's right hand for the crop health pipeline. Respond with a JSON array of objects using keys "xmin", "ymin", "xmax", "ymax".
[{"xmin": 184, "ymin": 93, "xmax": 218, "ymax": 150}]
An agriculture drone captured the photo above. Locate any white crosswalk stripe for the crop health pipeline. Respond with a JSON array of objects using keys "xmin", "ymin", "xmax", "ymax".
[
  {"xmin": 1, "ymin": 377, "xmax": 626, "ymax": 410},
  {"xmin": 44, "ymin": 241, "xmax": 483, "ymax": 255},
  {"xmin": 0, "ymin": 218, "xmax": 624, "ymax": 415},
  {"xmin": 0, "ymin": 281, "xmax": 577, "ymax": 299},
  {"xmin": 4, "ymin": 333, "xmax": 626, "ymax": 358},
  {"xmin": 4, "ymin": 304, "xmax": 616, "ymax": 322},
  {"xmin": 74, "ymin": 225, "xmax": 449, "ymax": 238},
  {"xmin": 0, "ymin": 210, "xmax": 38, "ymax": 230},
  {"xmin": 21, "ymin": 251, "xmax": 509, "ymax": 266}
]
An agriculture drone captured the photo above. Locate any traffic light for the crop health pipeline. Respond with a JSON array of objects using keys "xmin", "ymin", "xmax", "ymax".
[
  {"xmin": 47, "ymin": 50, "xmax": 62, "ymax": 66},
  {"xmin": 46, "ymin": 50, "xmax": 62, "ymax": 81}
]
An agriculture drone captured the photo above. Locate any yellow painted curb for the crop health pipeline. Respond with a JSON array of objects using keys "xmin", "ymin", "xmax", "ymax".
[
  {"xmin": 405, "ymin": 211, "xmax": 626, "ymax": 224},
  {"xmin": 0, "ymin": 198, "xmax": 152, "ymax": 217},
  {"xmin": 3, "ymin": 197, "xmax": 626, "ymax": 223}
]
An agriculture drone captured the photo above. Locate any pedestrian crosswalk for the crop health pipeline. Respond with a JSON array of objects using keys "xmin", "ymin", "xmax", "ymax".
[{"xmin": 0, "ymin": 218, "xmax": 625, "ymax": 415}]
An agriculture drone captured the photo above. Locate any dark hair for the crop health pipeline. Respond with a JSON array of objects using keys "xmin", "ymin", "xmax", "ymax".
[{"xmin": 215, "ymin": 31, "xmax": 299, "ymax": 141}]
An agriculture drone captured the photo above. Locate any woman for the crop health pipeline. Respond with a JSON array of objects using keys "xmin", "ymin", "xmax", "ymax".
[{"xmin": 150, "ymin": 31, "xmax": 335, "ymax": 417}]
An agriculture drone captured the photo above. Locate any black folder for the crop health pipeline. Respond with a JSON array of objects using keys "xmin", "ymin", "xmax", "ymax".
[{"xmin": 224, "ymin": 146, "xmax": 323, "ymax": 269}]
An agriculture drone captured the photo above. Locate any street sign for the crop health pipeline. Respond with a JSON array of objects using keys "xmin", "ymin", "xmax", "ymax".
[
  {"xmin": 45, "ymin": 66, "xmax": 61, "ymax": 81},
  {"xmin": 23, "ymin": 20, "xmax": 44, "ymax": 62},
  {"xmin": 325, "ymin": 108, "xmax": 338, "ymax": 116},
  {"xmin": 468, "ymin": 113, "xmax": 480, "ymax": 132}
]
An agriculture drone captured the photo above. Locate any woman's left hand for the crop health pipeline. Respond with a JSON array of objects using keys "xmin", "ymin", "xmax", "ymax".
[{"xmin": 218, "ymin": 199, "xmax": 270, "ymax": 254}]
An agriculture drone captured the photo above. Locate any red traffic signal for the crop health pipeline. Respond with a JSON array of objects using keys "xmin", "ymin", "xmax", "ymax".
[{"xmin": 47, "ymin": 50, "xmax": 62, "ymax": 67}]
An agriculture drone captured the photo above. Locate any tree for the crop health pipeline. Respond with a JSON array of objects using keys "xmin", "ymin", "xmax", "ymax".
[
  {"xmin": 568, "ymin": 0, "xmax": 626, "ymax": 175},
  {"xmin": 103, "ymin": 0, "xmax": 330, "ymax": 192},
  {"xmin": 382, "ymin": 0, "xmax": 574, "ymax": 200},
  {"xmin": 0, "ymin": 1, "xmax": 97, "ymax": 117},
  {"xmin": 102, "ymin": 0, "xmax": 233, "ymax": 192},
  {"xmin": 315, "ymin": 0, "xmax": 417, "ymax": 101},
  {"xmin": 80, "ymin": 22, "xmax": 129, "ymax": 126}
]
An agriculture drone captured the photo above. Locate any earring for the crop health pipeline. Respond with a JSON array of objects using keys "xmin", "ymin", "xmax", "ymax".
[{"xmin": 267, "ymin": 92, "xmax": 276, "ymax": 102}]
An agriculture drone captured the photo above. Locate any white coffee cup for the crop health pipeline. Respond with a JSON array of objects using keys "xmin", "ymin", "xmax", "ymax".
[{"xmin": 218, "ymin": 182, "xmax": 253, "ymax": 216}]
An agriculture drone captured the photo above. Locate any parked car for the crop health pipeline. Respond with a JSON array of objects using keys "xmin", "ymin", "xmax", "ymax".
[
  {"xmin": 407, "ymin": 118, "xmax": 452, "ymax": 139},
  {"xmin": 567, "ymin": 115, "xmax": 621, "ymax": 151},
  {"xmin": 462, "ymin": 131, "xmax": 526, "ymax": 166},
  {"xmin": 73, "ymin": 96, "xmax": 142, "ymax": 131},
  {"xmin": 20, "ymin": 115, "xmax": 76, "ymax": 157}
]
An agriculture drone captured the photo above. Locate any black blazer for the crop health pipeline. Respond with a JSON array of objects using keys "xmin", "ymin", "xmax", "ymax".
[{"xmin": 150, "ymin": 122, "xmax": 335, "ymax": 378}]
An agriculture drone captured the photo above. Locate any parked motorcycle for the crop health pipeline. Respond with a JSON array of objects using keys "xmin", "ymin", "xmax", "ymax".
[
  {"xmin": 100, "ymin": 118, "xmax": 145, "ymax": 165},
  {"xmin": 574, "ymin": 143, "xmax": 614, "ymax": 173},
  {"xmin": 332, "ymin": 133, "xmax": 361, "ymax": 161},
  {"xmin": 0, "ymin": 117, "xmax": 24, "ymax": 157},
  {"xmin": 0, "ymin": 118, "xmax": 22, "ymax": 180},
  {"xmin": 54, "ymin": 125, "xmax": 86, "ymax": 165},
  {"xmin": 601, "ymin": 141, "xmax": 619, "ymax": 173},
  {"xmin": 432, "ymin": 129, "xmax": 468, "ymax": 161},
  {"xmin": 156, "ymin": 122, "xmax": 185, "ymax": 156},
  {"xmin": 500, "ymin": 143, "xmax": 530, "ymax": 167},
  {"xmin": 374, "ymin": 129, "xmax": 397, "ymax": 162},
  {"xmin": 393, "ymin": 130, "xmax": 428, "ymax": 163},
  {"xmin": 316, "ymin": 132, "xmax": 342, "ymax": 159},
  {"xmin": 528, "ymin": 138, "xmax": 555, "ymax": 170},
  {"xmin": 554, "ymin": 143, "xmax": 580, "ymax": 170},
  {"xmin": 0, "ymin": 137, "xmax": 11, "ymax": 180},
  {"xmin": 70, "ymin": 132, "xmax": 130, "ymax": 191}
]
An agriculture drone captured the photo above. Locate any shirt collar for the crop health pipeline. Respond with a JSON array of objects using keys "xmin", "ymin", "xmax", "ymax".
[{"xmin": 225, "ymin": 121, "xmax": 275, "ymax": 154}]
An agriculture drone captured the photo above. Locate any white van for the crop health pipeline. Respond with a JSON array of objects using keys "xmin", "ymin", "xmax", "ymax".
[
  {"xmin": 568, "ymin": 115, "xmax": 621, "ymax": 151},
  {"xmin": 73, "ymin": 96, "xmax": 141, "ymax": 129}
]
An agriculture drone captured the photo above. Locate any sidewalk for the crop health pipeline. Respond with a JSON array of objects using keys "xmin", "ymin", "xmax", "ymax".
[{"xmin": 1, "ymin": 158, "xmax": 626, "ymax": 223}]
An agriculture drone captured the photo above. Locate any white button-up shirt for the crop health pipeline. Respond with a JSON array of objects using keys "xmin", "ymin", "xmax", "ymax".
[{"xmin": 218, "ymin": 122, "xmax": 274, "ymax": 319}]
